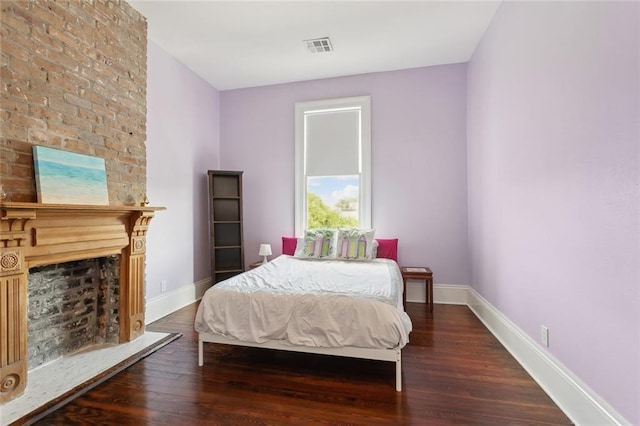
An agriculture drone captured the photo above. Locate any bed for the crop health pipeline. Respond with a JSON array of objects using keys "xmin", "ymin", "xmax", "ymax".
[{"xmin": 195, "ymin": 235, "xmax": 412, "ymax": 391}]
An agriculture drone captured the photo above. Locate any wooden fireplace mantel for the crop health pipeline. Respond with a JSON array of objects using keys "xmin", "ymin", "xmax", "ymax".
[{"xmin": 0, "ymin": 202, "xmax": 164, "ymax": 402}]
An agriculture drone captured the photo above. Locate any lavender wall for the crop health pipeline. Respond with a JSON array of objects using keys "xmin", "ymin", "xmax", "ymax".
[
  {"xmin": 145, "ymin": 41, "xmax": 220, "ymax": 299},
  {"xmin": 467, "ymin": 2, "xmax": 639, "ymax": 423},
  {"xmin": 220, "ymin": 65, "xmax": 470, "ymax": 285}
]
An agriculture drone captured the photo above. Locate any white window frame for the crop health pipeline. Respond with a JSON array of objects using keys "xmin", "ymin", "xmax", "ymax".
[{"xmin": 294, "ymin": 96, "xmax": 371, "ymax": 236}]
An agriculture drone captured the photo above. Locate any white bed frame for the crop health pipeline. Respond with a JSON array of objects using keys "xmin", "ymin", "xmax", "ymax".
[{"xmin": 198, "ymin": 332, "xmax": 403, "ymax": 391}]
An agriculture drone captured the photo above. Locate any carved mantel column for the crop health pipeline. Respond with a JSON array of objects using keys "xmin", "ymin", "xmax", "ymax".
[
  {"xmin": 120, "ymin": 210, "xmax": 155, "ymax": 342},
  {"xmin": 0, "ymin": 208, "xmax": 34, "ymax": 402},
  {"xmin": 0, "ymin": 202, "xmax": 163, "ymax": 403}
]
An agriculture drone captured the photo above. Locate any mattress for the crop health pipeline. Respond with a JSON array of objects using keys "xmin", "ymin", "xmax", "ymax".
[{"xmin": 195, "ymin": 255, "xmax": 412, "ymax": 349}]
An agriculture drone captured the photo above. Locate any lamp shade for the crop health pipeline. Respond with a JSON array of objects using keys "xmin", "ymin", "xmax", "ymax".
[{"xmin": 258, "ymin": 244, "xmax": 272, "ymax": 256}]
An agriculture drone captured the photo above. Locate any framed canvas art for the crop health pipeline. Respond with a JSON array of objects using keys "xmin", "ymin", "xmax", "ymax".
[{"xmin": 33, "ymin": 146, "xmax": 109, "ymax": 205}]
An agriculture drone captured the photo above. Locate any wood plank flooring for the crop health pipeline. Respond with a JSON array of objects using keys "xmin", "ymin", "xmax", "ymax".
[{"xmin": 33, "ymin": 303, "xmax": 571, "ymax": 425}]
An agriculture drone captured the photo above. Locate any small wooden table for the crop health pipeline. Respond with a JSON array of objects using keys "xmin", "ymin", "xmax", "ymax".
[
  {"xmin": 401, "ymin": 267, "xmax": 434, "ymax": 312},
  {"xmin": 248, "ymin": 261, "xmax": 266, "ymax": 270}
]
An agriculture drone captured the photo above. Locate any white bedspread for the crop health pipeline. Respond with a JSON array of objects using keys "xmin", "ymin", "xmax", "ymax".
[{"xmin": 195, "ymin": 255, "xmax": 412, "ymax": 349}]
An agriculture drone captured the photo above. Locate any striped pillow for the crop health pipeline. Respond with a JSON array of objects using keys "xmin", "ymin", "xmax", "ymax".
[
  {"xmin": 297, "ymin": 229, "xmax": 337, "ymax": 259},
  {"xmin": 336, "ymin": 228, "xmax": 375, "ymax": 260}
]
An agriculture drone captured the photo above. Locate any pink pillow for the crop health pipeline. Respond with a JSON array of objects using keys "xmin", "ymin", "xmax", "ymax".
[
  {"xmin": 375, "ymin": 238, "xmax": 398, "ymax": 262},
  {"xmin": 282, "ymin": 236, "xmax": 297, "ymax": 255}
]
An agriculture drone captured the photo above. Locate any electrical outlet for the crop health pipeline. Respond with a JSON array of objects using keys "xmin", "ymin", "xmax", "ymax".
[
  {"xmin": 541, "ymin": 325, "xmax": 549, "ymax": 347},
  {"xmin": 161, "ymin": 280, "xmax": 167, "ymax": 292}
]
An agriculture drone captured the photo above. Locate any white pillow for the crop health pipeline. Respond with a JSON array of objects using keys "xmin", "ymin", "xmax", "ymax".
[
  {"xmin": 335, "ymin": 228, "xmax": 375, "ymax": 260},
  {"xmin": 293, "ymin": 237, "xmax": 306, "ymax": 257}
]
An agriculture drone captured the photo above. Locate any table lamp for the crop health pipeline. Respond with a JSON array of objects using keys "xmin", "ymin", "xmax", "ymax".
[{"xmin": 259, "ymin": 244, "xmax": 272, "ymax": 264}]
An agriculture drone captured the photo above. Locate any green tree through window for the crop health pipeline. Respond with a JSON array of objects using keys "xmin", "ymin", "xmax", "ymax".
[{"xmin": 307, "ymin": 192, "xmax": 357, "ymax": 229}]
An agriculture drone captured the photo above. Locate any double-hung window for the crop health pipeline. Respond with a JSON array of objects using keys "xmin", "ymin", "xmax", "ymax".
[{"xmin": 294, "ymin": 96, "xmax": 371, "ymax": 235}]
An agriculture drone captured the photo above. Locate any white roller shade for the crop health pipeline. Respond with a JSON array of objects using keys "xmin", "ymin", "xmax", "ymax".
[{"xmin": 305, "ymin": 109, "xmax": 360, "ymax": 176}]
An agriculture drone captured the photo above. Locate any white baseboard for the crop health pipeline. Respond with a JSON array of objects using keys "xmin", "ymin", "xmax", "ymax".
[
  {"xmin": 144, "ymin": 278, "xmax": 628, "ymax": 425},
  {"xmin": 434, "ymin": 284, "xmax": 468, "ymax": 305},
  {"xmin": 467, "ymin": 287, "xmax": 628, "ymax": 426},
  {"xmin": 406, "ymin": 282, "xmax": 467, "ymax": 305},
  {"xmin": 145, "ymin": 277, "xmax": 210, "ymax": 324}
]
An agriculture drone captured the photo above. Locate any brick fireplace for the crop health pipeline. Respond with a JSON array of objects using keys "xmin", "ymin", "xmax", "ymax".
[
  {"xmin": 0, "ymin": 202, "xmax": 160, "ymax": 403},
  {"xmin": 0, "ymin": 0, "xmax": 153, "ymax": 405}
]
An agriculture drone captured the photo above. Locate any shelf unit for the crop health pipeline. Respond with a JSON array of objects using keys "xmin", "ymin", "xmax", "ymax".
[{"xmin": 207, "ymin": 170, "xmax": 244, "ymax": 284}]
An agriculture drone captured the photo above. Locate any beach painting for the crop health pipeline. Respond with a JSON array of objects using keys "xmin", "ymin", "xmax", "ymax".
[{"xmin": 33, "ymin": 146, "xmax": 109, "ymax": 205}]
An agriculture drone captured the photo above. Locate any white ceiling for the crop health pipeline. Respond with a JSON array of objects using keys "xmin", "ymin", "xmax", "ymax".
[{"xmin": 129, "ymin": 1, "xmax": 502, "ymax": 91}]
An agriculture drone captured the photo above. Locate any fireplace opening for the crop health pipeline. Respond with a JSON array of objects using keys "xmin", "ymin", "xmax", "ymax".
[{"xmin": 27, "ymin": 256, "xmax": 120, "ymax": 370}]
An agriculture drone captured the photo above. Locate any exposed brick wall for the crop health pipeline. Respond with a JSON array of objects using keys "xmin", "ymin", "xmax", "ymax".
[{"xmin": 0, "ymin": 0, "xmax": 147, "ymax": 204}]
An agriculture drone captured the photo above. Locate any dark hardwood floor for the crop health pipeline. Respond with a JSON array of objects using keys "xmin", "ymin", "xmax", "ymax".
[{"xmin": 34, "ymin": 302, "xmax": 571, "ymax": 425}]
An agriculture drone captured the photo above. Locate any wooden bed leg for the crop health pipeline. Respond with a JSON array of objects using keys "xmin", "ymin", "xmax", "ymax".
[
  {"xmin": 198, "ymin": 339, "xmax": 203, "ymax": 366},
  {"xmin": 396, "ymin": 351, "xmax": 402, "ymax": 392}
]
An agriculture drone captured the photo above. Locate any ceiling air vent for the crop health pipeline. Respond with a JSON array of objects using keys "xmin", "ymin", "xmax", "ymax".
[{"xmin": 304, "ymin": 37, "xmax": 333, "ymax": 53}]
